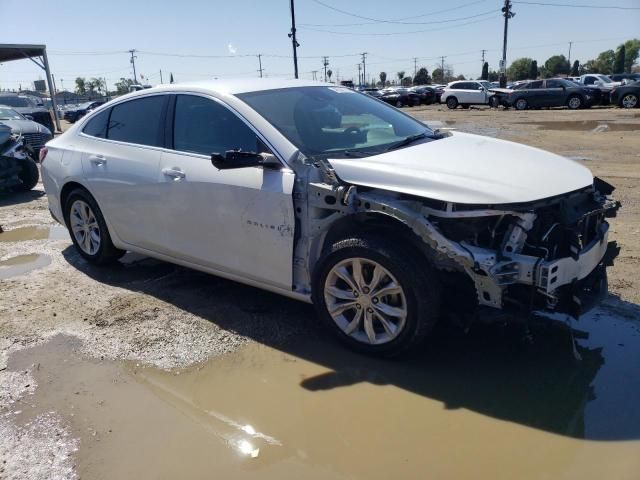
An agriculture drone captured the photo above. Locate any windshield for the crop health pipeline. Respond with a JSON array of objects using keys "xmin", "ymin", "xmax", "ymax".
[
  {"xmin": 0, "ymin": 96, "xmax": 31, "ymax": 108},
  {"xmin": 0, "ymin": 107, "xmax": 24, "ymax": 120},
  {"xmin": 596, "ymin": 75, "xmax": 613, "ymax": 84},
  {"xmin": 479, "ymin": 81, "xmax": 491, "ymax": 89},
  {"xmin": 237, "ymin": 86, "xmax": 434, "ymax": 157}
]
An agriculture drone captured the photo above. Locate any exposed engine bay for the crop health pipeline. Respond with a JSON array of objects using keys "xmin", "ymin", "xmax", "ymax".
[{"xmin": 290, "ymin": 153, "xmax": 620, "ymax": 322}]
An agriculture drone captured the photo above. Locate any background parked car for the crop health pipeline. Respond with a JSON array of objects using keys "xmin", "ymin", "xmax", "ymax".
[
  {"xmin": 441, "ymin": 80, "xmax": 494, "ymax": 109},
  {"xmin": 63, "ymin": 101, "xmax": 105, "ymax": 123},
  {"xmin": 432, "ymin": 84, "xmax": 446, "ymax": 103},
  {"xmin": 0, "ymin": 106, "xmax": 53, "ymax": 156},
  {"xmin": 379, "ymin": 87, "xmax": 420, "ymax": 107},
  {"xmin": 0, "ymin": 94, "xmax": 54, "ymax": 133},
  {"xmin": 609, "ymin": 73, "xmax": 640, "ymax": 85},
  {"xmin": 491, "ymin": 78, "xmax": 592, "ymax": 110},
  {"xmin": 578, "ymin": 74, "xmax": 621, "ymax": 89},
  {"xmin": 362, "ymin": 88, "xmax": 383, "ymax": 99},
  {"xmin": 610, "ymin": 80, "xmax": 640, "ymax": 108},
  {"xmin": 409, "ymin": 86, "xmax": 436, "ymax": 105}
]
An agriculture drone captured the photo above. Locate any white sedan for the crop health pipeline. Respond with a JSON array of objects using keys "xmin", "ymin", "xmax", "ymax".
[
  {"xmin": 440, "ymin": 80, "xmax": 495, "ymax": 109},
  {"xmin": 41, "ymin": 79, "xmax": 619, "ymax": 356}
]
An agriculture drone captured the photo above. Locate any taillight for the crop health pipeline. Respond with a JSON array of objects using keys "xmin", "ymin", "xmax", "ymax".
[{"xmin": 39, "ymin": 146, "xmax": 48, "ymax": 163}]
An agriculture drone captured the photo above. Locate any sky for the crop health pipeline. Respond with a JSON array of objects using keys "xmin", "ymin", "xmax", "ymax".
[{"xmin": 0, "ymin": 0, "xmax": 638, "ymax": 92}]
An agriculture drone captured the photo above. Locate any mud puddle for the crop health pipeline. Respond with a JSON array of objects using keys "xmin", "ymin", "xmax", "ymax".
[
  {"xmin": 529, "ymin": 120, "xmax": 640, "ymax": 132},
  {"xmin": 7, "ymin": 308, "xmax": 640, "ymax": 480},
  {"xmin": 0, "ymin": 225, "xmax": 68, "ymax": 242},
  {"xmin": 0, "ymin": 254, "xmax": 51, "ymax": 279}
]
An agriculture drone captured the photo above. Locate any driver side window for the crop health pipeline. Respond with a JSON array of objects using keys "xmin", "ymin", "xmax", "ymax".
[{"xmin": 173, "ymin": 95, "xmax": 258, "ymax": 156}]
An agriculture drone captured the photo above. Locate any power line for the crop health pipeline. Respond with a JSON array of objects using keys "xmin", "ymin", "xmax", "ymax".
[
  {"xmin": 299, "ymin": 15, "xmax": 497, "ymax": 36},
  {"xmin": 514, "ymin": 1, "xmax": 640, "ymax": 10},
  {"xmin": 303, "ymin": 0, "xmax": 490, "ymax": 26}
]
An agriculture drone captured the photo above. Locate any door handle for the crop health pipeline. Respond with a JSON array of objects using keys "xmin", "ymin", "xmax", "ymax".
[
  {"xmin": 89, "ymin": 155, "xmax": 106, "ymax": 166},
  {"xmin": 162, "ymin": 167, "xmax": 186, "ymax": 180}
]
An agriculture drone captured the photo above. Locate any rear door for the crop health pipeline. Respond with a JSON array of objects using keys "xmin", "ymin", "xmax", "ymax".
[
  {"xmin": 158, "ymin": 93, "xmax": 296, "ymax": 290},
  {"xmin": 80, "ymin": 95, "xmax": 168, "ymax": 252}
]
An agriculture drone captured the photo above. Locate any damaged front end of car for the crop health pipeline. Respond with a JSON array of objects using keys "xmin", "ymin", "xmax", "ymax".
[{"xmin": 292, "ymin": 154, "xmax": 620, "ymax": 325}]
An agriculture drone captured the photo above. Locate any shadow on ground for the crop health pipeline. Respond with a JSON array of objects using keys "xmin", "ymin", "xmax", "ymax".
[
  {"xmin": 0, "ymin": 189, "xmax": 45, "ymax": 208},
  {"xmin": 62, "ymin": 247, "xmax": 640, "ymax": 442}
]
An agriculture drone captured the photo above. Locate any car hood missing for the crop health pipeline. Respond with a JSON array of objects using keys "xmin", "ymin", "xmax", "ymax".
[{"xmin": 328, "ymin": 131, "xmax": 593, "ymax": 205}]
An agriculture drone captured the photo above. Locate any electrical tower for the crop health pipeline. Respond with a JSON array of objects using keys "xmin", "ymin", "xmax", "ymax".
[
  {"xmin": 257, "ymin": 54, "xmax": 264, "ymax": 78},
  {"xmin": 500, "ymin": 0, "xmax": 515, "ymax": 87},
  {"xmin": 361, "ymin": 52, "xmax": 367, "ymax": 87},
  {"xmin": 129, "ymin": 49, "xmax": 137, "ymax": 83},
  {"xmin": 288, "ymin": 0, "xmax": 300, "ymax": 79}
]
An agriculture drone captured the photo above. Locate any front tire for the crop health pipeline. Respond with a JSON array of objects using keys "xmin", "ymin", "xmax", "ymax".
[
  {"xmin": 621, "ymin": 93, "xmax": 638, "ymax": 109},
  {"xmin": 567, "ymin": 95, "xmax": 583, "ymax": 110},
  {"xmin": 12, "ymin": 158, "xmax": 39, "ymax": 192},
  {"xmin": 312, "ymin": 236, "xmax": 441, "ymax": 356},
  {"xmin": 515, "ymin": 98, "xmax": 528, "ymax": 110},
  {"xmin": 64, "ymin": 188, "xmax": 125, "ymax": 265},
  {"xmin": 395, "ymin": 99, "xmax": 404, "ymax": 108},
  {"xmin": 446, "ymin": 97, "xmax": 458, "ymax": 109}
]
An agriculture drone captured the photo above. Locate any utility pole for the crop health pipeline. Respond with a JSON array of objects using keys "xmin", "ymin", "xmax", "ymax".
[
  {"xmin": 413, "ymin": 57, "xmax": 418, "ymax": 79},
  {"xmin": 160, "ymin": 70, "xmax": 163, "ymax": 84},
  {"xmin": 499, "ymin": 0, "xmax": 515, "ymax": 88},
  {"xmin": 60, "ymin": 78, "xmax": 64, "ymax": 91},
  {"xmin": 103, "ymin": 77, "xmax": 108, "ymax": 98},
  {"xmin": 440, "ymin": 56, "xmax": 445, "ymax": 82},
  {"xmin": 51, "ymin": 74, "xmax": 58, "ymax": 95},
  {"xmin": 257, "ymin": 54, "xmax": 264, "ymax": 78},
  {"xmin": 481, "ymin": 49, "xmax": 487, "ymax": 73},
  {"xmin": 311, "ymin": 70, "xmax": 318, "ymax": 80},
  {"xmin": 288, "ymin": 0, "xmax": 300, "ymax": 79},
  {"xmin": 361, "ymin": 52, "xmax": 367, "ymax": 87},
  {"xmin": 322, "ymin": 56, "xmax": 329, "ymax": 82},
  {"xmin": 357, "ymin": 63, "xmax": 362, "ymax": 87},
  {"xmin": 129, "ymin": 49, "xmax": 138, "ymax": 83},
  {"xmin": 567, "ymin": 41, "xmax": 573, "ymax": 69}
]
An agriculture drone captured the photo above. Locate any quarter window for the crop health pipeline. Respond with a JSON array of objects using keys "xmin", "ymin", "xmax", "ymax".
[
  {"xmin": 82, "ymin": 109, "xmax": 110, "ymax": 138},
  {"xmin": 107, "ymin": 96, "xmax": 166, "ymax": 147},
  {"xmin": 173, "ymin": 95, "xmax": 257, "ymax": 156}
]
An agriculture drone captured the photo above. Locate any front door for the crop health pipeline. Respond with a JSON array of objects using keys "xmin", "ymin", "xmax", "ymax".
[{"xmin": 159, "ymin": 94, "xmax": 296, "ymax": 290}]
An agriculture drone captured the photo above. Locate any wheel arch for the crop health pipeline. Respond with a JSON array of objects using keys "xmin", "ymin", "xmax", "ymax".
[{"xmin": 313, "ymin": 211, "xmax": 434, "ymax": 279}]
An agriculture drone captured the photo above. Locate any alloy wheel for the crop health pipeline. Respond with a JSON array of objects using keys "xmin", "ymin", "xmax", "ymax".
[
  {"xmin": 622, "ymin": 94, "xmax": 638, "ymax": 108},
  {"xmin": 324, "ymin": 257, "xmax": 407, "ymax": 345},
  {"xmin": 568, "ymin": 96, "xmax": 582, "ymax": 109},
  {"xmin": 70, "ymin": 199, "xmax": 101, "ymax": 255}
]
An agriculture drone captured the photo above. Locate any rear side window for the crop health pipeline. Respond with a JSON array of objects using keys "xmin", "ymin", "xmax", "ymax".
[
  {"xmin": 82, "ymin": 109, "xmax": 110, "ymax": 138},
  {"xmin": 107, "ymin": 96, "xmax": 166, "ymax": 147},
  {"xmin": 528, "ymin": 81, "xmax": 543, "ymax": 89},
  {"xmin": 173, "ymin": 95, "xmax": 257, "ymax": 155},
  {"xmin": 546, "ymin": 79, "xmax": 563, "ymax": 88}
]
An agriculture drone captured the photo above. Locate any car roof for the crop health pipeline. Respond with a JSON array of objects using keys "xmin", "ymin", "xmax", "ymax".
[{"xmin": 121, "ymin": 78, "xmax": 330, "ymax": 99}]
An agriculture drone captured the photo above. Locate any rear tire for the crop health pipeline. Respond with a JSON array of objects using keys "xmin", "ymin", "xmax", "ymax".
[
  {"xmin": 395, "ymin": 100, "xmax": 404, "ymax": 108},
  {"xmin": 312, "ymin": 235, "xmax": 441, "ymax": 357},
  {"xmin": 12, "ymin": 158, "xmax": 39, "ymax": 192},
  {"xmin": 446, "ymin": 97, "xmax": 458, "ymax": 109},
  {"xmin": 64, "ymin": 188, "xmax": 125, "ymax": 265}
]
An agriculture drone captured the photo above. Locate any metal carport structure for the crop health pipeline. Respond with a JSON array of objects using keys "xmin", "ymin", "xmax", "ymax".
[{"xmin": 0, "ymin": 44, "xmax": 61, "ymax": 132}]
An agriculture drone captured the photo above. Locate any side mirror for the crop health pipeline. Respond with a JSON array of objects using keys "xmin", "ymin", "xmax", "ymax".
[
  {"xmin": 211, "ymin": 150, "xmax": 281, "ymax": 170},
  {"xmin": 24, "ymin": 114, "xmax": 34, "ymax": 120}
]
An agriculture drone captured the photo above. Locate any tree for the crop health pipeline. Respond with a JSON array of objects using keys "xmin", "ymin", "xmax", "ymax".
[
  {"xmin": 413, "ymin": 67, "xmax": 430, "ymax": 85},
  {"xmin": 583, "ymin": 50, "xmax": 615, "ymax": 74},
  {"xmin": 75, "ymin": 77, "xmax": 87, "ymax": 95},
  {"xmin": 622, "ymin": 38, "xmax": 640, "ymax": 72},
  {"xmin": 114, "ymin": 77, "xmax": 135, "ymax": 95},
  {"xmin": 480, "ymin": 62, "xmax": 489, "ymax": 80},
  {"xmin": 507, "ymin": 57, "xmax": 534, "ymax": 81},
  {"xmin": 327, "ymin": 69, "xmax": 333, "ymax": 82},
  {"xmin": 570, "ymin": 60, "xmax": 580, "ymax": 76},
  {"xmin": 379, "ymin": 71, "xmax": 387, "ymax": 85},
  {"xmin": 397, "ymin": 71, "xmax": 405, "ymax": 83},
  {"xmin": 401, "ymin": 76, "xmax": 412, "ymax": 86},
  {"xmin": 488, "ymin": 70, "xmax": 499, "ymax": 82},
  {"xmin": 455, "ymin": 74, "xmax": 466, "ymax": 81},
  {"xmin": 614, "ymin": 45, "xmax": 626, "ymax": 74},
  {"xmin": 529, "ymin": 60, "xmax": 538, "ymax": 79},
  {"xmin": 432, "ymin": 66, "xmax": 454, "ymax": 84},
  {"xmin": 87, "ymin": 78, "xmax": 106, "ymax": 95},
  {"xmin": 543, "ymin": 55, "xmax": 569, "ymax": 77}
]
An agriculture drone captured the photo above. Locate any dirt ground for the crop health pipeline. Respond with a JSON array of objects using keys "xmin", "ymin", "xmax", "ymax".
[{"xmin": 1, "ymin": 106, "xmax": 639, "ymax": 480}]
